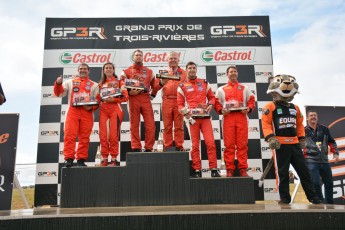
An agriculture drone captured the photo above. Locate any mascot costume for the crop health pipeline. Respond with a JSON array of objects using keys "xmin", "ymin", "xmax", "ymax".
[{"xmin": 261, "ymin": 74, "xmax": 321, "ymax": 204}]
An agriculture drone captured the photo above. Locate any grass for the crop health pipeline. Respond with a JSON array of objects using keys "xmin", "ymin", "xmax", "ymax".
[
  {"xmin": 11, "ymin": 188, "xmax": 35, "ymax": 210},
  {"xmin": 290, "ymin": 183, "xmax": 309, "ymax": 203}
]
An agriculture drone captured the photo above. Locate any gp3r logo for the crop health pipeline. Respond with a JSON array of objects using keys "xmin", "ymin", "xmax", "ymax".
[
  {"xmin": 51, "ymin": 27, "xmax": 107, "ymax": 39},
  {"xmin": 333, "ymin": 179, "xmax": 345, "ymax": 199},
  {"xmin": 210, "ymin": 25, "xmax": 266, "ymax": 37}
]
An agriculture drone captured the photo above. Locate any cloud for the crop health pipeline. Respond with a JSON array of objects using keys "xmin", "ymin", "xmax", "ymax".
[
  {"xmin": 273, "ymin": 13, "xmax": 345, "ymax": 110},
  {"xmin": 0, "ymin": 16, "xmax": 43, "ymax": 93}
]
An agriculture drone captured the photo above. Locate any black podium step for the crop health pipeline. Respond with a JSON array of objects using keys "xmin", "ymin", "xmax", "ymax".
[{"xmin": 60, "ymin": 152, "xmax": 255, "ymax": 208}]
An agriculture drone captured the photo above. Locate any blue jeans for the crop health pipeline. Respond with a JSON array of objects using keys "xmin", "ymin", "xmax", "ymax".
[{"xmin": 306, "ymin": 162, "xmax": 334, "ymax": 204}]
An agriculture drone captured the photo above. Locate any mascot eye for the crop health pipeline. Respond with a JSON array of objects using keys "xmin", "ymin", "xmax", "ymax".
[
  {"xmin": 274, "ymin": 78, "xmax": 282, "ymax": 83},
  {"xmin": 289, "ymin": 77, "xmax": 296, "ymax": 83}
]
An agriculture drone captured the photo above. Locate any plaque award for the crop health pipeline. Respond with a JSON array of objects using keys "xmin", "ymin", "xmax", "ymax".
[
  {"xmin": 101, "ymin": 88, "xmax": 123, "ymax": 100},
  {"xmin": 155, "ymin": 70, "xmax": 180, "ymax": 80},
  {"xmin": 72, "ymin": 92, "xmax": 98, "ymax": 107},
  {"xmin": 224, "ymin": 99, "xmax": 248, "ymax": 111},
  {"xmin": 190, "ymin": 104, "xmax": 210, "ymax": 118},
  {"xmin": 124, "ymin": 78, "xmax": 147, "ymax": 91}
]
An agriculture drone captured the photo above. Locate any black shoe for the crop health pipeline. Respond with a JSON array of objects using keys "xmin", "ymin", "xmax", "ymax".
[
  {"xmin": 131, "ymin": 149, "xmax": 142, "ymax": 152},
  {"xmin": 109, "ymin": 159, "xmax": 120, "ymax": 166},
  {"xmin": 192, "ymin": 170, "xmax": 202, "ymax": 178},
  {"xmin": 278, "ymin": 199, "xmax": 290, "ymax": 204},
  {"xmin": 144, "ymin": 149, "xmax": 152, "ymax": 152},
  {"xmin": 77, "ymin": 159, "xmax": 87, "ymax": 167},
  {"xmin": 176, "ymin": 147, "xmax": 185, "ymax": 151},
  {"xmin": 310, "ymin": 198, "xmax": 322, "ymax": 204},
  {"xmin": 211, "ymin": 169, "xmax": 221, "ymax": 177},
  {"xmin": 65, "ymin": 159, "xmax": 74, "ymax": 168}
]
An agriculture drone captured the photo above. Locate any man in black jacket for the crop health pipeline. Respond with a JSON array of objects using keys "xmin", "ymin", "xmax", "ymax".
[
  {"xmin": 305, "ymin": 110, "xmax": 340, "ymax": 204},
  {"xmin": 0, "ymin": 82, "xmax": 6, "ymax": 105}
]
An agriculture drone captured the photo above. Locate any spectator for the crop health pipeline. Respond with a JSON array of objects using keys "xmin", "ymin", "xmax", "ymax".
[
  {"xmin": 305, "ymin": 110, "xmax": 340, "ymax": 204},
  {"xmin": 0, "ymin": 82, "xmax": 6, "ymax": 105}
]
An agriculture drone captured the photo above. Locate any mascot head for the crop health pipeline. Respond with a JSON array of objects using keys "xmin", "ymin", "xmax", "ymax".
[{"xmin": 267, "ymin": 74, "xmax": 299, "ymax": 103}]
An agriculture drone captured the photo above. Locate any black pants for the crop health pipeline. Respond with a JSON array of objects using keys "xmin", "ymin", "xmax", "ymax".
[{"xmin": 275, "ymin": 144, "xmax": 318, "ymax": 202}]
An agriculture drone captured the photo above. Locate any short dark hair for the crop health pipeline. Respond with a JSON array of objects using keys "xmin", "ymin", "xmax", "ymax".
[
  {"xmin": 132, "ymin": 49, "xmax": 143, "ymax": 57},
  {"xmin": 226, "ymin": 65, "xmax": 237, "ymax": 74},
  {"xmin": 186, "ymin": 61, "xmax": 197, "ymax": 69},
  {"xmin": 306, "ymin": 110, "xmax": 318, "ymax": 116},
  {"xmin": 78, "ymin": 63, "xmax": 90, "ymax": 70}
]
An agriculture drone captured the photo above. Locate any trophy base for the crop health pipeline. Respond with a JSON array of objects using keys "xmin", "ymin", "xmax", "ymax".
[
  {"xmin": 228, "ymin": 107, "xmax": 248, "ymax": 111},
  {"xmin": 72, "ymin": 101, "xmax": 99, "ymax": 107},
  {"xmin": 156, "ymin": 74, "xmax": 180, "ymax": 81},
  {"xmin": 101, "ymin": 94, "xmax": 123, "ymax": 100},
  {"xmin": 191, "ymin": 114, "xmax": 210, "ymax": 119},
  {"xmin": 124, "ymin": 86, "xmax": 146, "ymax": 91}
]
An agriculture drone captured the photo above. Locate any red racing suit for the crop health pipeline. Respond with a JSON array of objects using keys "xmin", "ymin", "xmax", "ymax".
[
  {"xmin": 152, "ymin": 67, "xmax": 187, "ymax": 150},
  {"xmin": 98, "ymin": 77, "xmax": 128, "ymax": 159},
  {"xmin": 214, "ymin": 81, "xmax": 255, "ymax": 171},
  {"xmin": 177, "ymin": 77, "xmax": 217, "ymax": 170},
  {"xmin": 121, "ymin": 64, "xmax": 156, "ymax": 151},
  {"xmin": 54, "ymin": 76, "xmax": 99, "ymax": 161}
]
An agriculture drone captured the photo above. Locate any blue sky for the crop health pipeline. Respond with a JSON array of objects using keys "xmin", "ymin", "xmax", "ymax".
[{"xmin": 1, "ymin": 0, "xmax": 345, "ymax": 185}]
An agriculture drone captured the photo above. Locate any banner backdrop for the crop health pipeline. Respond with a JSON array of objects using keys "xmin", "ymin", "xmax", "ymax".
[
  {"xmin": 36, "ymin": 16, "xmax": 276, "ymax": 206},
  {"xmin": 305, "ymin": 106, "xmax": 345, "ymax": 204},
  {"xmin": 0, "ymin": 113, "xmax": 19, "ymax": 210}
]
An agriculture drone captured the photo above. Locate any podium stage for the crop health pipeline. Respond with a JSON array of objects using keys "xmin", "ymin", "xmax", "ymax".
[
  {"xmin": 2, "ymin": 152, "xmax": 345, "ymax": 229},
  {"xmin": 60, "ymin": 151, "xmax": 255, "ymax": 208},
  {"xmin": 1, "ymin": 204, "xmax": 345, "ymax": 230}
]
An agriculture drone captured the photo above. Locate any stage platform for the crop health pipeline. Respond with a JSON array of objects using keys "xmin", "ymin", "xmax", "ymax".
[
  {"xmin": 60, "ymin": 152, "xmax": 255, "ymax": 208},
  {"xmin": 1, "ymin": 204, "xmax": 345, "ymax": 230}
]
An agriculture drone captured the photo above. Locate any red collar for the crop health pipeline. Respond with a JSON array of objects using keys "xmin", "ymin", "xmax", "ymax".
[
  {"xmin": 131, "ymin": 63, "xmax": 143, "ymax": 70},
  {"xmin": 187, "ymin": 77, "xmax": 198, "ymax": 83},
  {"xmin": 228, "ymin": 81, "xmax": 238, "ymax": 86},
  {"xmin": 106, "ymin": 76, "xmax": 117, "ymax": 81}
]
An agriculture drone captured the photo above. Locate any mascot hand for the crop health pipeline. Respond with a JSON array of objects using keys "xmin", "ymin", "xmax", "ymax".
[
  {"xmin": 299, "ymin": 139, "xmax": 307, "ymax": 149},
  {"xmin": 268, "ymin": 137, "xmax": 281, "ymax": 150}
]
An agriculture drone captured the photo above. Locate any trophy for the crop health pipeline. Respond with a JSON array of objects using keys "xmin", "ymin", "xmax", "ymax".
[
  {"xmin": 72, "ymin": 91, "xmax": 98, "ymax": 107},
  {"xmin": 190, "ymin": 104, "xmax": 210, "ymax": 118},
  {"xmin": 100, "ymin": 87, "xmax": 123, "ymax": 100},
  {"xmin": 156, "ymin": 70, "xmax": 180, "ymax": 80},
  {"xmin": 124, "ymin": 78, "xmax": 147, "ymax": 92},
  {"xmin": 181, "ymin": 107, "xmax": 196, "ymax": 125},
  {"xmin": 224, "ymin": 99, "xmax": 248, "ymax": 111}
]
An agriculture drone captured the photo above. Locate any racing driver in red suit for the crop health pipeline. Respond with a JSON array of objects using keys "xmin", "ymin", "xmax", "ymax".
[
  {"xmin": 214, "ymin": 65, "xmax": 255, "ymax": 177},
  {"xmin": 177, "ymin": 61, "xmax": 220, "ymax": 178},
  {"xmin": 54, "ymin": 63, "xmax": 99, "ymax": 167},
  {"xmin": 151, "ymin": 51, "xmax": 187, "ymax": 151},
  {"xmin": 121, "ymin": 50, "xmax": 156, "ymax": 152},
  {"xmin": 98, "ymin": 62, "xmax": 128, "ymax": 166}
]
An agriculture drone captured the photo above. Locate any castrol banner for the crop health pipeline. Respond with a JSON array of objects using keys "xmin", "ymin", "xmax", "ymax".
[{"xmin": 43, "ymin": 47, "xmax": 272, "ymax": 68}]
